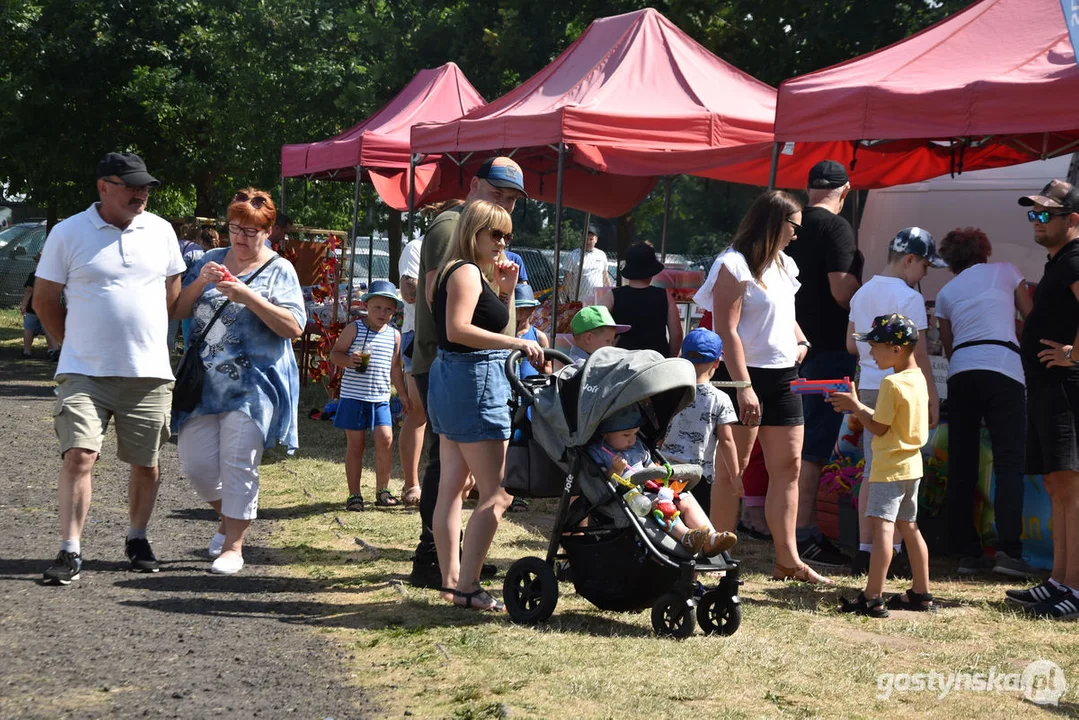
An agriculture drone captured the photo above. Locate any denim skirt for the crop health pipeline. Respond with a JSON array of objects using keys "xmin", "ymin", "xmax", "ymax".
[{"xmin": 428, "ymin": 348, "xmax": 512, "ymax": 443}]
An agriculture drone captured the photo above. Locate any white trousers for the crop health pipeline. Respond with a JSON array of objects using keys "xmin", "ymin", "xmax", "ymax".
[{"xmin": 178, "ymin": 411, "xmax": 265, "ymax": 520}]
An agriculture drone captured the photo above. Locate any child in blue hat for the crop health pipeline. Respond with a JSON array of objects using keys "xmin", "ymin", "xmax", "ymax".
[{"xmin": 330, "ymin": 279, "xmax": 411, "ymax": 510}]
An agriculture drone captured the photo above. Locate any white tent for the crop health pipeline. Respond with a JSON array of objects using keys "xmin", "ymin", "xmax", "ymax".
[{"xmin": 858, "ymin": 155, "xmax": 1074, "ymax": 300}]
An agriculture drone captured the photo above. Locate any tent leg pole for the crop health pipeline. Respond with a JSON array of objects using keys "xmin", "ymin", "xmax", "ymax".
[
  {"xmin": 369, "ymin": 197, "xmax": 375, "ymax": 288},
  {"xmin": 408, "ymin": 155, "xmax": 417, "ymax": 242},
  {"xmin": 767, "ymin": 142, "xmax": 781, "ymax": 191},
  {"xmin": 852, "ymin": 187, "xmax": 861, "ymax": 249},
  {"xmin": 551, "ymin": 142, "xmax": 565, "ymax": 338},
  {"xmin": 347, "ymin": 168, "xmax": 361, "ymax": 313},
  {"xmin": 280, "ymin": 177, "xmax": 287, "ymax": 215},
  {"xmin": 575, "ymin": 211, "xmax": 591, "ymax": 301},
  {"xmin": 660, "ymin": 176, "xmax": 672, "ymax": 263}
]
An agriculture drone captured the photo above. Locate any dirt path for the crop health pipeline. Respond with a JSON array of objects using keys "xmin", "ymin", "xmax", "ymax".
[{"xmin": 0, "ymin": 351, "xmax": 375, "ymax": 719}]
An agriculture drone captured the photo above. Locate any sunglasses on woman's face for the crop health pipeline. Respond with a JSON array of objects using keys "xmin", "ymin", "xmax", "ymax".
[
  {"xmin": 786, "ymin": 218, "xmax": 803, "ymax": 233},
  {"xmin": 233, "ymin": 191, "xmax": 268, "ymax": 209},
  {"xmin": 487, "ymin": 228, "xmax": 513, "ymax": 244},
  {"xmin": 1028, "ymin": 209, "xmax": 1072, "ymax": 224},
  {"xmin": 228, "ymin": 222, "xmax": 262, "ymax": 238}
]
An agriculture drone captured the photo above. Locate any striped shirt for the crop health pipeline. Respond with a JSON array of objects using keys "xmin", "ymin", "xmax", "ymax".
[{"xmin": 339, "ymin": 319, "xmax": 397, "ymax": 402}]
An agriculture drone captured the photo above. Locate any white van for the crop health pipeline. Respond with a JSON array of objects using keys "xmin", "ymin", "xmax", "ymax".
[{"xmin": 857, "ymin": 155, "xmax": 1074, "ymax": 300}]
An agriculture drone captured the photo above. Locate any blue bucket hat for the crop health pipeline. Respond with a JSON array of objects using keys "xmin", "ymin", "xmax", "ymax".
[
  {"xmin": 361, "ymin": 279, "xmax": 401, "ymax": 304},
  {"xmin": 598, "ymin": 405, "xmax": 643, "ymax": 434},
  {"xmin": 514, "ymin": 283, "xmax": 540, "ymax": 308}
]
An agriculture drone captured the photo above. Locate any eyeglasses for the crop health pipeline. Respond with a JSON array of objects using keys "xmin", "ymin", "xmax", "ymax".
[
  {"xmin": 101, "ymin": 178, "xmax": 151, "ymax": 192},
  {"xmin": 228, "ymin": 222, "xmax": 263, "ymax": 238},
  {"xmin": 233, "ymin": 191, "xmax": 269, "ymax": 209},
  {"xmin": 487, "ymin": 228, "xmax": 513, "ymax": 244},
  {"xmin": 1028, "ymin": 209, "xmax": 1072, "ymax": 223},
  {"xmin": 787, "ymin": 218, "xmax": 803, "ymax": 233}
]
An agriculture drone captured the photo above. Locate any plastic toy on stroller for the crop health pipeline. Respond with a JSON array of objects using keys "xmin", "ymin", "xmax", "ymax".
[{"xmin": 500, "ymin": 346, "xmax": 742, "ymax": 638}]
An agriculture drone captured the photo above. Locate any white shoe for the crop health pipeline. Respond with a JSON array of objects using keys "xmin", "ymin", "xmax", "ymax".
[
  {"xmin": 208, "ymin": 533, "xmax": 226, "ymax": 559},
  {"xmin": 210, "ymin": 553, "xmax": 244, "ymax": 575}
]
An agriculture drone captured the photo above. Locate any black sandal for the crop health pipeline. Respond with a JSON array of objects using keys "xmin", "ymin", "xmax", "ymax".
[
  {"xmin": 839, "ymin": 592, "xmax": 890, "ymax": 618},
  {"xmin": 450, "ymin": 584, "xmax": 505, "ymax": 613},
  {"xmin": 508, "ymin": 496, "xmax": 529, "ymax": 513},
  {"xmin": 886, "ymin": 588, "xmax": 937, "ymax": 613},
  {"xmin": 375, "ymin": 489, "xmax": 401, "ymax": 507},
  {"xmin": 345, "ymin": 494, "xmax": 365, "ymax": 512}
]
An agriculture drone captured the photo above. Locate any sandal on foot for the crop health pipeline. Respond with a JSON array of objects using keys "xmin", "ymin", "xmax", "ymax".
[
  {"xmin": 401, "ymin": 486, "xmax": 422, "ymax": 507},
  {"xmin": 772, "ymin": 562, "xmax": 835, "ymax": 585},
  {"xmin": 451, "ymin": 584, "xmax": 505, "ymax": 613},
  {"xmin": 375, "ymin": 489, "xmax": 401, "ymax": 507},
  {"xmin": 345, "ymin": 494, "xmax": 365, "ymax": 512},
  {"xmin": 508, "ymin": 496, "xmax": 530, "ymax": 513},
  {"xmin": 886, "ymin": 588, "xmax": 937, "ymax": 613},
  {"xmin": 702, "ymin": 531, "xmax": 738, "ymax": 557},
  {"xmin": 839, "ymin": 592, "xmax": 890, "ymax": 618}
]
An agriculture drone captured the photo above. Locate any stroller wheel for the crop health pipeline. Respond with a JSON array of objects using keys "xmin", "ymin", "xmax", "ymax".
[
  {"xmin": 697, "ymin": 589, "xmax": 742, "ymax": 636},
  {"xmin": 651, "ymin": 591, "xmax": 696, "ymax": 639},
  {"xmin": 503, "ymin": 556, "xmax": 559, "ymax": 624}
]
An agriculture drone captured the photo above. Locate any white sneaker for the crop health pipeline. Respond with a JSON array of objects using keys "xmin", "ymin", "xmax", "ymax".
[
  {"xmin": 210, "ymin": 553, "xmax": 244, "ymax": 575},
  {"xmin": 208, "ymin": 533, "xmax": 226, "ymax": 559}
]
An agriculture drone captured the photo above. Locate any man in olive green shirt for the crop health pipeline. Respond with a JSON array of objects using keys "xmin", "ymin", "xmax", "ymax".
[{"xmin": 409, "ymin": 156, "xmax": 527, "ymax": 588}]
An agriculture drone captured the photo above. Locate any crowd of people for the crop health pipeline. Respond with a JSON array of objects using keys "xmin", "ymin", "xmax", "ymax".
[{"xmin": 26, "ymin": 150, "xmax": 1079, "ymax": 624}]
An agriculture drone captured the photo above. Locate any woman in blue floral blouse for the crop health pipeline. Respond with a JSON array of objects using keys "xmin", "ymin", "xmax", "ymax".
[{"xmin": 173, "ymin": 188, "xmax": 305, "ymax": 575}]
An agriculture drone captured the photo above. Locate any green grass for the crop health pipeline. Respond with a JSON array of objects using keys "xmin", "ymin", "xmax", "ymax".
[{"xmin": 4, "ymin": 309, "xmax": 1079, "ymax": 718}]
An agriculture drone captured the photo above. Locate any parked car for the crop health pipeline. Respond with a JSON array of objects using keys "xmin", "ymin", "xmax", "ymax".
[{"xmin": 0, "ymin": 221, "xmax": 48, "ymax": 306}]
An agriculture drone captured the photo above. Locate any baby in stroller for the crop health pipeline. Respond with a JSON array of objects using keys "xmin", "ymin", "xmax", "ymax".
[{"xmin": 587, "ymin": 404, "xmax": 737, "ymax": 558}]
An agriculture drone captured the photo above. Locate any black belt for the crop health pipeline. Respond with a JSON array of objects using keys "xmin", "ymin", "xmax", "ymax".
[{"xmin": 952, "ymin": 339, "xmax": 1020, "ymax": 355}]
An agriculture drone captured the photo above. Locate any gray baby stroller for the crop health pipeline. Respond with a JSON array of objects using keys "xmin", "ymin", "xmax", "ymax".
[{"xmin": 500, "ymin": 346, "xmax": 742, "ymax": 638}]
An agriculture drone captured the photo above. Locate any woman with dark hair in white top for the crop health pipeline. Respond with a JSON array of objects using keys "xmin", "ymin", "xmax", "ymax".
[
  {"xmin": 695, "ymin": 190, "xmax": 833, "ymax": 585},
  {"xmin": 935, "ymin": 227, "xmax": 1034, "ymax": 578}
]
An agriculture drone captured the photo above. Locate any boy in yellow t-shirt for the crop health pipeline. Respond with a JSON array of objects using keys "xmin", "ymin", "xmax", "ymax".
[{"xmin": 828, "ymin": 313, "xmax": 934, "ymax": 618}]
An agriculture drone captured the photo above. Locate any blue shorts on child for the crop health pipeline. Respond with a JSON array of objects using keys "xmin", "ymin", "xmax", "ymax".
[{"xmin": 333, "ymin": 398, "xmax": 392, "ymax": 432}]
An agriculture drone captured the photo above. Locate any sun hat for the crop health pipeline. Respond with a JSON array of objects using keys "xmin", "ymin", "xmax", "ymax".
[
  {"xmin": 514, "ymin": 283, "xmax": 540, "ymax": 308},
  {"xmin": 597, "ymin": 404, "xmax": 644, "ymax": 434},
  {"xmin": 361, "ymin": 279, "xmax": 401, "ymax": 304},
  {"xmin": 620, "ymin": 242, "xmax": 664, "ymax": 280}
]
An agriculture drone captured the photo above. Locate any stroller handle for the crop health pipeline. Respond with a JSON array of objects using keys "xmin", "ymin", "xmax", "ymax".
[{"xmin": 505, "ymin": 348, "xmax": 574, "ymax": 401}]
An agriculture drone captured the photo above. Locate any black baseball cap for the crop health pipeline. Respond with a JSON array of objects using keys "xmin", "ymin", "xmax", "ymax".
[
  {"xmin": 808, "ymin": 160, "xmax": 849, "ymax": 189},
  {"xmin": 852, "ymin": 313, "xmax": 919, "ymax": 346},
  {"xmin": 96, "ymin": 152, "xmax": 160, "ymax": 187},
  {"xmin": 587, "ymin": 223, "xmax": 600, "ymax": 236},
  {"xmin": 1018, "ymin": 180, "xmax": 1079, "ymax": 213}
]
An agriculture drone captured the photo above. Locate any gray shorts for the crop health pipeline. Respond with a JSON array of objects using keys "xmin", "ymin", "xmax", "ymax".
[{"xmin": 865, "ymin": 478, "xmax": 920, "ymax": 523}]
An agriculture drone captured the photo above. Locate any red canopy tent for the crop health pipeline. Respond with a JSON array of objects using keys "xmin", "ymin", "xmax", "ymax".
[
  {"xmin": 580, "ymin": 0, "xmax": 1079, "ymax": 189},
  {"xmin": 410, "ymin": 7, "xmax": 782, "ymax": 332},
  {"xmin": 685, "ymin": 0, "xmax": 1079, "ymax": 189},
  {"xmin": 281, "ymin": 62, "xmax": 485, "ymax": 211}
]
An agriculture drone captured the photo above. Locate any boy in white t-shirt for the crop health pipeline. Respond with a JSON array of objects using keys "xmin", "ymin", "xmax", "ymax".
[
  {"xmin": 660, "ymin": 329, "xmax": 743, "ymax": 531},
  {"xmin": 847, "ymin": 227, "xmax": 945, "ymax": 575}
]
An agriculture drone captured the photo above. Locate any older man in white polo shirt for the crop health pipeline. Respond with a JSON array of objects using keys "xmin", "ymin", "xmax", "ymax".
[
  {"xmin": 34, "ymin": 152, "xmax": 186, "ymax": 585},
  {"xmin": 564, "ymin": 223, "xmax": 610, "ymax": 303}
]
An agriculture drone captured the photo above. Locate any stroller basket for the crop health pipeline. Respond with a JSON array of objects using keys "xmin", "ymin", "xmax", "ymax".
[{"xmin": 562, "ymin": 527, "xmax": 680, "ymax": 612}]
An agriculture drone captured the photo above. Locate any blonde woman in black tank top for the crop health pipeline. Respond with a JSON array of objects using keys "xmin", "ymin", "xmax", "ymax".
[{"xmin": 426, "ymin": 200, "xmax": 544, "ymax": 612}]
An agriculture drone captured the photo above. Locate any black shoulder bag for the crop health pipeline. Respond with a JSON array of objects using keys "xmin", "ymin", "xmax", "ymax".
[{"xmin": 172, "ymin": 255, "xmax": 279, "ymax": 413}]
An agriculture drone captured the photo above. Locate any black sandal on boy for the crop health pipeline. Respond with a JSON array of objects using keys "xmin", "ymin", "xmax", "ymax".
[{"xmin": 839, "ymin": 592, "xmax": 890, "ymax": 618}]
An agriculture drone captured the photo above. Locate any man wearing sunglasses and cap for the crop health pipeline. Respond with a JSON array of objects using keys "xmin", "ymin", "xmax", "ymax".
[
  {"xmin": 1009, "ymin": 180, "xmax": 1079, "ymax": 619},
  {"xmin": 33, "ymin": 152, "xmax": 187, "ymax": 585},
  {"xmin": 408, "ymin": 156, "xmax": 527, "ymax": 589}
]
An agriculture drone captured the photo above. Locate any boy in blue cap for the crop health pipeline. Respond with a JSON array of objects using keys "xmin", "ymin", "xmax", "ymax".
[
  {"xmin": 829, "ymin": 313, "xmax": 935, "ymax": 617},
  {"xmin": 662, "ymin": 328, "xmax": 743, "ymax": 528},
  {"xmin": 331, "ymin": 279, "xmax": 411, "ymax": 510}
]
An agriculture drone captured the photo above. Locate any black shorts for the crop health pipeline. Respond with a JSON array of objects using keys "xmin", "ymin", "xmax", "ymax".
[
  {"xmin": 715, "ymin": 364, "xmax": 804, "ymax": 427},
  {"xmin": 1026, "ymin": 377, "xmax": 1079, "ymax": 475}
]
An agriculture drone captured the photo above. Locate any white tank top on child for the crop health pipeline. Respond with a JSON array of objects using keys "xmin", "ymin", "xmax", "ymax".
[{"xmin": 339, "ymin": 320, "xmax": 397, "ymax": 402}]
